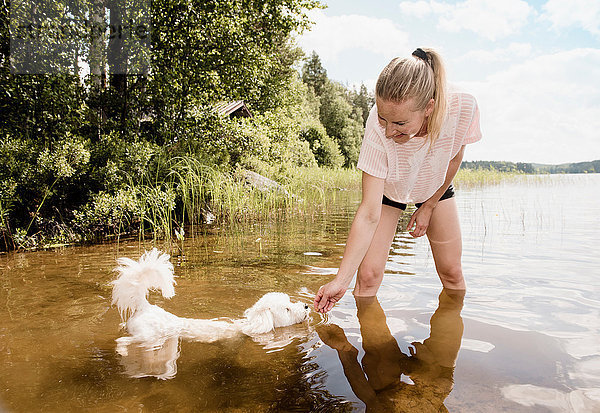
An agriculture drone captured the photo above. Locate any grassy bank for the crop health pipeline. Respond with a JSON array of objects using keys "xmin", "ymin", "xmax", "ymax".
[
  {"xmin": 82, "ymin": 165, "xmax": 523, "ymax": 240},
  {"xmin": 3, "ymin": 164, "xmax": 530, "ymax": 251},
  {"xmin": 150, "ymin": 160, "xmax": 363, "ymax": 232},
  {"xmin": 1, "ymin": 160, "xmax": 364, "ymax": 250}
]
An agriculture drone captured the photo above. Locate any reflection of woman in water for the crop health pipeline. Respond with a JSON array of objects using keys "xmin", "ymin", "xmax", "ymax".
[{"xmin": 318, "ymin": 289, "xmax": 464, "ymax": 412}]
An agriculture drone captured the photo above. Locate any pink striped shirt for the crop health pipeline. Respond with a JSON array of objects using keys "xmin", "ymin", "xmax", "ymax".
[{"xmin": 356, "ymin": 90, "xmax": 482, "ymax": 204}]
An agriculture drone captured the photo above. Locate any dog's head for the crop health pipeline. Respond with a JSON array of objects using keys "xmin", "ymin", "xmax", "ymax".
[{"xmin": 242, "ymin": 292, "xmax": 310, "ymax": 335}]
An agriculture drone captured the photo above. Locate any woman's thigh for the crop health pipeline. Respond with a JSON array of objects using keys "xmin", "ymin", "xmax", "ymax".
[
  {"xmin": 426, "ymin": 197, "xmax": 464, "ymax": 286},
  {"xmin": 355, "ymin": 204, "xmax": 402, "ymax": 295}
]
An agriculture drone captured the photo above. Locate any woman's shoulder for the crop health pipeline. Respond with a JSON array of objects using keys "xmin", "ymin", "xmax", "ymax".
[
  {"xmin": 447, "ymin": 85, "xmax": 479, "ymax": 115},
  {"xmin": 365, "ymin": 104, "xmax": 382, "ymax": 131},
  {"xmin": 366, "ymin": 104, "xmax": 378, "ymax": 121}
]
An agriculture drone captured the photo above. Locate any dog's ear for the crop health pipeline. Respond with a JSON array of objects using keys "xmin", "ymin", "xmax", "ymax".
[{"xmin": 242, "ymin": 305, "xmax": 275, "ymax": 335}]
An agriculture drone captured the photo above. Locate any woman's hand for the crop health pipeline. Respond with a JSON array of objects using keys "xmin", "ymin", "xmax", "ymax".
[
  {"xmin": 314, "ymin": 279, "xmax": 349, "ymax": 313},
  {"xmin": 407, "ymin": 203, "xmax": 434, "ymax": 238}
]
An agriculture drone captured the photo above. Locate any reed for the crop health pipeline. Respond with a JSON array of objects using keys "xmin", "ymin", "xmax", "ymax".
[
  {"xmin": 282, "ymin": 166, "xmax": 361, "ymax": 211},
  {"xmin": 454, "ymin": 168, "xmax": 524, "ymax": 188},
  {"xmin": 167, "ymin": 157, "xmax": 214, "ymax": 231},
  {"xmin": 127, "ymin": 158, "xmax": 357, "ymax": 239},
  {"xmin": 133, "ymin": 160, "xmax": 537, "ymax": 240}
]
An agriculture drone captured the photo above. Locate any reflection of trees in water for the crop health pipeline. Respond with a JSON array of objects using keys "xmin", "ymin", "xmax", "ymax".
[
  {"xmin": 269, "ymin": 361, "xmax": 353, "ymax": 412},
  {"xmin": 183, "ymin": 347, "xmax": 351, "ymax": 412},
  {"xmin": 318, "ymin": 289, "xmax": 465, "ymax": 412},
  {"xmin": 170, "ymin": 336, "xmax": 351, "ymax": 412}
]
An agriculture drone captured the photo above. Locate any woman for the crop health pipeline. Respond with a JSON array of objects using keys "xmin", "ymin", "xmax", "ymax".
[{"xmin": 314, "ymin": 48, "xmax": 482, "ymax": 313}]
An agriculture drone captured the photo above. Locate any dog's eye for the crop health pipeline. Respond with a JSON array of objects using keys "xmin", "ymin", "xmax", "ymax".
[{"xmin": 286, "ymin": 307, "xmax": 291, "ymax": 312}]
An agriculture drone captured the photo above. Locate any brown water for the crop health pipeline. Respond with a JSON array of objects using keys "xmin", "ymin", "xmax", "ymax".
[{"xmin": 1, "ymin": 175, "xmax": 599, "ymax": 412}]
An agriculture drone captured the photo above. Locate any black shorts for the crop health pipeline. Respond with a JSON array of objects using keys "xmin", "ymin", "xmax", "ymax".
[{"xmin": 382, "ymin": 184, "xmax": 455, "ymax": 211}]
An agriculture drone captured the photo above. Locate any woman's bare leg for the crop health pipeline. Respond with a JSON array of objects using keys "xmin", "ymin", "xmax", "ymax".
[{"xmin": 426, "ymin": 197, "xmax": 466, "ymax": 290}]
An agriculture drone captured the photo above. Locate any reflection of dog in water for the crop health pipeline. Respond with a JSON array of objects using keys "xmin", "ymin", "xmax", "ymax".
[
  {"xmin": 118, "ymin": 324, "xmax": 311, "ymax": 380},
  {"xmin": 111, "ymin": 248, "xmax": 311, "ymax": 375},
  {"xmin": 317, "ymin": 289, "xmax": 464, "ymax": 412}
]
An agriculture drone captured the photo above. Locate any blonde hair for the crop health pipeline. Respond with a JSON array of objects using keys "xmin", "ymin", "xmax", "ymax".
[{"xmin": 375, "ymin": 48, "xmax": 447, "ymax": 145}]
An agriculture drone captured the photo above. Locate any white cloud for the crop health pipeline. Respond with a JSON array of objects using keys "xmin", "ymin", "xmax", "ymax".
[
  {"xmin": 295, "ymin": 3, "xmax": 599, "ymax": 163},
  {"xmin": 541, "ymin": 0, "xmax": 600, "ymax": 36},
  {"xmin": 297, "ymin": 10, "xmax": 411, "ymax": 62},
  {"xmin": 458, "ymin": 43, "xmax": 532, "ymax": 64},
  {"xmin": 398, "ymin": 0, "xmax": 449, "ymax": 18},
  {"xmin": 398, "ymin": 0, "xmax": 534, "ymax": 40},
  {"xmin": 459, "ymin": 48, "xmax": 600, "ymax": 163}
]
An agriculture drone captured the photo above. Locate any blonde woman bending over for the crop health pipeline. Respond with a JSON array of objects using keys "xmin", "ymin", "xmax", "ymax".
[{"xmin": 314, "ymin": 48, "xmax": 482, "ymax": 313}]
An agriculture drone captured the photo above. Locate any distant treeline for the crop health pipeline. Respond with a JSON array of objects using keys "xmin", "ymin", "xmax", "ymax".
[{"xmin": 461, "ymin": 160, "xmax": 600, "ymax": 174}]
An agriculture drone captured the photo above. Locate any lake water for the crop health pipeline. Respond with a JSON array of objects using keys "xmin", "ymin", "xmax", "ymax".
[{"xmin": 0, "ymin": 174, "xmax": 599, "ymax": 412}]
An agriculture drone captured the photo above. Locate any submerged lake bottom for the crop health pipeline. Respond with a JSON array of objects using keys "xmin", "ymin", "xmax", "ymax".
[{"xmin": 1, "ymin": 174, "xmax": 599, "ymax": 412}]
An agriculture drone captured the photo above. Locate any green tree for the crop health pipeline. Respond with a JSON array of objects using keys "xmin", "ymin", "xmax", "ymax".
[
  {"xmin": 349, "ymin": 83, "xmax": 375, "ymax": 124},
  {"xmin": 301, "ymin": 51, "xmax": 328, "ymax": 95},
  {"xmin": 149, "ymin": 0, "xmax": 321, "ymax": 128},
  {"xmin": 299, "ymin": 120, "xmax": 343, "ymax": 168},
  {"xmin": 318, "ymin": 80, "xmax": 363, "ymax": 167}
]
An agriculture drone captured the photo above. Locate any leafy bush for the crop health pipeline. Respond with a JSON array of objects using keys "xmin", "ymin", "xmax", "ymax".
[
  {"xmin": 233, "ymin": 107, "xmax": 317, "ymax": 174},
  {"xmin": 72, "ymin": 189, "xmax": 144, "ymax": 236},
  {"xmin": 36, "ymin": 136, "xmax": 90, "ymax": 180},
  {"xmin": 299, "ymin": 121, "xmax": 344, "ymax": 168}
]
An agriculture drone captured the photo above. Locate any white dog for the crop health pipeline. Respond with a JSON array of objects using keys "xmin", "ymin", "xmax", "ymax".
[{"xmin": 111, "ymin": 249, "xmax": 311, "ymax": 351}]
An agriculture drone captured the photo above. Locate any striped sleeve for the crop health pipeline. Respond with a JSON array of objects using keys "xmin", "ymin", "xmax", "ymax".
[
  {"xmin": 464, "ymin": 96, "xmax": 482, "ymax": 145},
  {"xmin": 357, "ymin": 106, "xmax": 388, "ymax": 179},
  {"xmin": 451, "ymin": 93, "xmax": 483, "ymax": 157}
]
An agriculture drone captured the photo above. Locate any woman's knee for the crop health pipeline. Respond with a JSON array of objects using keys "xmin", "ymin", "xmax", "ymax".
[
  {"xmin": 437, "ymin": 263, "xmax": 465, "ymax": 289},
  {"xmin": 355, "ymin": 266, "xmax": 384, "ymax": 293}
]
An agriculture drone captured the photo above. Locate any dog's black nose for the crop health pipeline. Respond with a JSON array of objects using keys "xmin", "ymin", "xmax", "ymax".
[{"xmin": 304, "ymin": 304, "xmax": 309, "ymax": 310}]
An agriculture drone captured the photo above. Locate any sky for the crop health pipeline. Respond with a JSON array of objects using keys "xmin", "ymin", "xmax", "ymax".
[{"xmin": 296, "ymin": 0, "xmax": 600, "ymax": 164}]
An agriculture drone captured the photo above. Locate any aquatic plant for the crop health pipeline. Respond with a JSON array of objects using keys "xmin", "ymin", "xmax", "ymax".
[{"xmin": 454, "ymin": 168, "xmax": 524, "ymax": 188}]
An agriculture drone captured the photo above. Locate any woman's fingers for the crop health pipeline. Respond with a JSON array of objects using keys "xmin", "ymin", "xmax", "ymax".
[
  {"xmin": 408, "ymin": 209, "xmax": 431, "ymax": 238},
  {"xmin": 315, "ymin": 288, "xmax": 333, "ymax": 312},
  {"xmin": 315, "ymin": 291, "xmax": 334, "ymax": 313},
  {"xmin": 410, "ymin": 224, "xmax": 427, "ymax": 237},
  {"xmin": 319, "ymin": 299, "xmax": 331, "ymax": 313},
  {"xmin": 315, "ymin": 282, "xmax": 347, "ymax": 313},
  {"xmin": 314, "ymin": 288, "xmax": 325, "ymax": 310},
  {"xmin": 407, "ymin": 214, "xmax": 416, "ymax": 232},
  {"xmin": 314, "ymin": 288, "xmax": 323, "ymax": 304}
]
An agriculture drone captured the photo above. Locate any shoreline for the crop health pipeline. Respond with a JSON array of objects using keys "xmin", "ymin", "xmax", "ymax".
[{"xmin": 1, "ymin": 167, "xmax": 575, "ymax": 253}]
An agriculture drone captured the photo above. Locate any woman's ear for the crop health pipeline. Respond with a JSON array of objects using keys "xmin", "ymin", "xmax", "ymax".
[{"xmin": 425, "ymin": 98, "xmax": 435, "ymax": 117}]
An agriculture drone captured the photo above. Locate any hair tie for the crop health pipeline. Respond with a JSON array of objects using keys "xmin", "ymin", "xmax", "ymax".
[{"xmin": 412, "ymin": 48, "xmax": 429, "ymax": 64}]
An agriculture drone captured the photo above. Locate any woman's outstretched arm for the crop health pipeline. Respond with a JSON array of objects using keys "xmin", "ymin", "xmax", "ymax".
[{"xmin": 314, "ymin": 172, "xmax": 384, "ymax": 313}]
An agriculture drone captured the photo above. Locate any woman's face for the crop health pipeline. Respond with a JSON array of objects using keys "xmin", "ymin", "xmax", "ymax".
[{"xmin": 376, "ymin": 97, "xmax": 433, "ymax": 144}]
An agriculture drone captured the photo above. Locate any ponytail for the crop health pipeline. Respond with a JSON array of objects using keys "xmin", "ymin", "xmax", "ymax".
[
  {"xmin": 422, "ymin": 48, "xmax": 447, "ymax": 147},
  {"xmin": 375, "ymin": 47, "xmax": 448, "ymax": 146}
]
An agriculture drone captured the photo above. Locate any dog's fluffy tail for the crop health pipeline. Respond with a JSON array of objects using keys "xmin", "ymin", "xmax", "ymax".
[{"xmin": 111, "ymin": 248, "xmax": 175, "ymax": 322}]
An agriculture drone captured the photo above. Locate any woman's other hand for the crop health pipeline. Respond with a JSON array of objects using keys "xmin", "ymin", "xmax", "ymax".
[{"xmin": 407, "ymin": 203, "xmax": 434, "ymax": 238}]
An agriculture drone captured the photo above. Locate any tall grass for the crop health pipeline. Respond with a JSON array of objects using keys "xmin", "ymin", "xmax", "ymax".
[
  {"xmin": 454, "ymin": 168, "xmax": 523, "ymax": 188},
  {"xmin": 126, "ymin": 157, "xmax": 362, "ymax": 240},
  {"xmin": 130, "ymin": 160, "xmax": 534, "ymax": 241}
]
